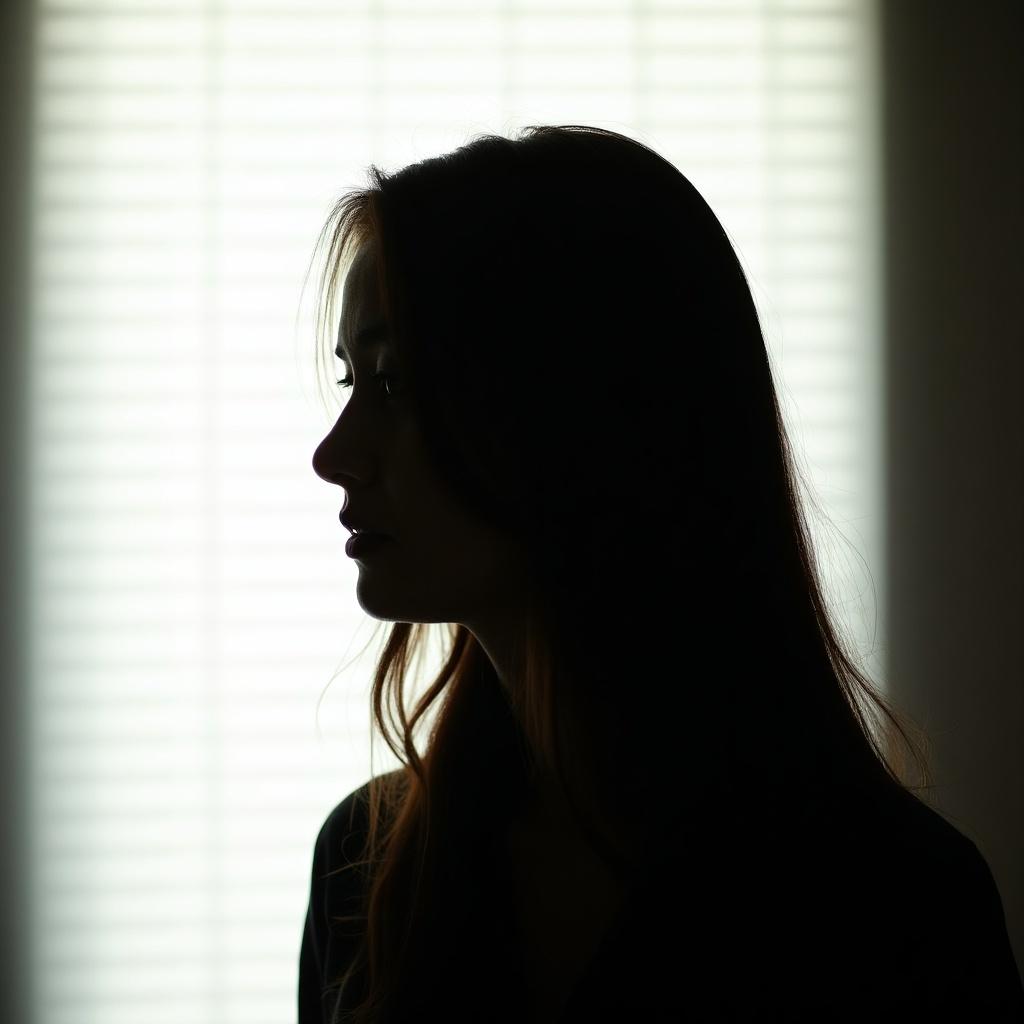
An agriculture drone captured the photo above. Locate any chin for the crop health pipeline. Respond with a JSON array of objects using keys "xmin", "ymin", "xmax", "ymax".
[{"xmin": 353, "ymin": 583, "xmax": 434, "ymax": 626}]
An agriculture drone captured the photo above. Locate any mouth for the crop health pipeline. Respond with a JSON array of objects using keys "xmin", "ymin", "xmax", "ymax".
[
  {"xmin": 345, "ymin": 532, "xmax": 392, "ymax": 559},
  {"xmin": 339, "ymin": 509, "xmax": 391, "ymax": 539}
]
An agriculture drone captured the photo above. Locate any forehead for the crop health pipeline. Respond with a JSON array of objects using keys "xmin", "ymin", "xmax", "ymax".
[
  {"xmin": 335, "ymin": 242, "xmax": 387, "ymax": 359},
  {"xmin": 335, "ymin": 320, "xmax": 389, "ymax": 360}
]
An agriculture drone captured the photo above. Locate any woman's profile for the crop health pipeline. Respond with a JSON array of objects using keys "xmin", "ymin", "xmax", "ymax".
[{"xmin": 300, "ymin": 125, "xmax": 1023, "ymax": 1023}]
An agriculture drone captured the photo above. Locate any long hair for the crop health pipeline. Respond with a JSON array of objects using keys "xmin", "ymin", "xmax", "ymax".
[{"xmin": 304, "ymin": 124, "xmax": 932, "ymax": 1022}]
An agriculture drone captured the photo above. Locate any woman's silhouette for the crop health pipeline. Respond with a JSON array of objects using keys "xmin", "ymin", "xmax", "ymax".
[{"xmin": 302, "ymin": 125, "xmax": 1023, "ymax": 1022}]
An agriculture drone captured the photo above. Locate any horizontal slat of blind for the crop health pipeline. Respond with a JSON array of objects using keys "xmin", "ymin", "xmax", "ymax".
[{"xmin": 28, "ymin": 1, "xmax": 882, "ymax": 1022}]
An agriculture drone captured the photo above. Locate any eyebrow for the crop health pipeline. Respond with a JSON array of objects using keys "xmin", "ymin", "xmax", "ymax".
[{"xmin": 335, "ymin": 321, "xmax": 389, "ymax": 361}]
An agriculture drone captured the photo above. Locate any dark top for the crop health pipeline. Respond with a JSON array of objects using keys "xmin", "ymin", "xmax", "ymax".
[{"xmin": 299, "ymin": 771, "xmax": 1024, "ymax": 1023}]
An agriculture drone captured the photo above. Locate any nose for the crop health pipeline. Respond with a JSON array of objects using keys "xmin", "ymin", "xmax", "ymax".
[
  {"xmin": 312, "ymin": 401, "xmax": 376, "ymax": 489},
  {"xmin": 312, "ymin": 432, "xmax": 347, "ymax": 487},
  {"xmin": 311, "ymin": 438, "xmax": 326, "ymax": 482}
]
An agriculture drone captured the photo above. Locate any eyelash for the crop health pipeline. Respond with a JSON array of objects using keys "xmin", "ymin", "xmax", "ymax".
[{"xmin": 335, "ymin": 372, "xmax": 398, "ymax": 398}]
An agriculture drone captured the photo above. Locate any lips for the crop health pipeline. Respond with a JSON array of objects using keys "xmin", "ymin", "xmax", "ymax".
[
  {"xmin": 345, "ymin": 531, "xmax": 392, "ymax": 559},
  {"xmin": 339, "ymin": 509, "xmax": 390, "ymax": 538}
]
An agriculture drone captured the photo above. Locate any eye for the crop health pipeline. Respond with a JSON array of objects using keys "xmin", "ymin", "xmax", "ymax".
[{"xmin": 335, "ymin": 372, "xmax": 399, "ymax": 399}]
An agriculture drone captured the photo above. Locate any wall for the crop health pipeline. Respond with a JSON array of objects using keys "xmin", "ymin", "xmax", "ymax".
[
  {"xmin": 881, "ymin": 0, "xmax": 1023, "ymax": 977},
  {"xmin": 1, "ymin": 0, "xmax": 35, "ymax": 1019}
]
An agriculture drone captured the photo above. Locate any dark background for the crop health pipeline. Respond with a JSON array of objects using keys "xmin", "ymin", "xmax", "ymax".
[
  {"xmin": 2, "ymin": 2, "xmax": 1021, "ymax": 1018},
  {"xmin": 880, "ymin": 0, "xmax": 1022, "ymax": 981}
]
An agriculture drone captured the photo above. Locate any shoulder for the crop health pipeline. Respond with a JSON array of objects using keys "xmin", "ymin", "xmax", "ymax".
[
  {"xmin": 787, "ymin": 779, "xmax": 1007, "ymax": 916},
  {"xmin": 311, "ymin": 768, "xmax": 405, "ymax": 879},
  {"xmin": 844, "ymin": 781, "xmax": 1004, "ymax": 893},
  {"xmin": 871, "ymin": 787, "xmax": 1023, "ymax": 1001},
  {"xmin": 299, "ymin": 770, "xmax": 406, "ymax": 1022},
  {"xmin": 781, "ymin": 782, "xmax": 1024, "ymax": 1013},
  {"xmin": 620, "ymin": 780, "xmax": 1023, "ymax": 1016}
]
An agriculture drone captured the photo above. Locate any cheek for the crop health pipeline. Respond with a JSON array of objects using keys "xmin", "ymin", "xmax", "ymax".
[
  {"xmin": 460, "ymin": 534, "xmax": 526, "ymax": 594},
  {"xmin": 423, "ymin": 521, "xmax": 509, "ymax": 580}
]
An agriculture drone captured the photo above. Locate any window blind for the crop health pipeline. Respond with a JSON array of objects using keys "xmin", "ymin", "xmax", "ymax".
[{"xmin": 27, "ymin": 1, "xmax": 883, "ymax": 1021}]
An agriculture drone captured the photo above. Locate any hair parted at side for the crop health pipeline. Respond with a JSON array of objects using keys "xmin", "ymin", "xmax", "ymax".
[{"xmin": 301, "ymin": 123, "xmax": 933, "ymax": 1023}]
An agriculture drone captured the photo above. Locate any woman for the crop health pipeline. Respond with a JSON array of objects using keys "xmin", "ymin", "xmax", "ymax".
[{"xmin": 300, "ymin": 125, "xmax": 1023, "ymax": 1022}]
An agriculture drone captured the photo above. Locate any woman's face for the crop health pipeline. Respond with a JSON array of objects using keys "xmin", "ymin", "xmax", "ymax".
[{"xmin": 311, "ymin": 240, "xmax": 530, "ymax": 647}]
